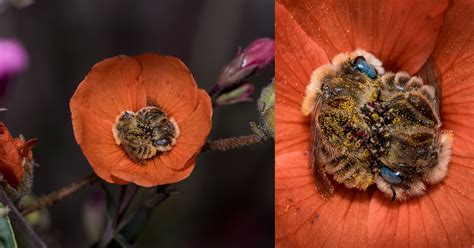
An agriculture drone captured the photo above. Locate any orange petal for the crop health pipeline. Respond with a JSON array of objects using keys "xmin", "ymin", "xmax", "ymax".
[
  {"xmin": 276, "ymin": 151, "xmax": 370, "ymax": 247},
  {"xmin": 433, "ymin": 5, "xmax": 474, "ymax": 236},
  {"xmin": 368, "ymin": 144, "xmax": 474, "ymax": 246},
  {"xmin": 0, "ymin": 123, "xmax": 13, "ymax": 141},
  {"xmin": 134, "ymin": 54, "xmax": 200, "ymax": 124},
  {"xmin": 277, "ymin": 0, "xmax": 448, "ymax": 74},
  {"xmin": 0, "ymin": 123, "xmax": 29, "ymax": 187},
  {"xmin": 0, "ymin": 158, "xmax": 22, "ymax": 187},
  {"xmin": 432, "ymin": 0, "xmax": 474, "ymax": 160},
  {"xmin": 368, "ymin": 171, "xmax": 473, "ymax": 246},
  {"xmin": 70, "ymin": 55, "xmax": 147, "ymax": 124},
  {"xmin": 366, "ymin": 2, "xmax": 474, "ymax": 245},
  {"xmin": 433, "ymin": 0, "xmax": 474, "ymax": 78},
  {"xmin": 111, "ymin": 153, "xmax": 196, "ymax": 187},
  {"xmin": 71, "ymin": 105, "xmax": 127, "ymax": 184},
  {"xmin": 275, "ymin": 2, "xmax": 330, "ymax": 154},
  {"xmin": 73, "ymin": 105, "xmax": 182, "ymax": 186},
  {"xmin": 111, "ymin": 158, "xmax": 184, "ymax": 187},
  {"xmin": 159, "ymin": 90, "xmax": 212, "ymax": 171}
]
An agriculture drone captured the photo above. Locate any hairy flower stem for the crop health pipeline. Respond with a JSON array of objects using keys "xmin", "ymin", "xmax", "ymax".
[
  {"xmin": 21, "ymin": 173, "xmax": 99, "ymax": 216},
  {"xmin": 208, "ymin": 85, "xmax": 221, "ymax": 97},
  {"xmin": 202, "ymin": 134, "xmax": 265, "ymax": 151},
  {"xmin": 21, "ymin": 135, "xmax": 266, "ymax": 216}
]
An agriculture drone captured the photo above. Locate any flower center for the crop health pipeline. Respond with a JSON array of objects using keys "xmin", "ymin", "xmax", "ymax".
[{"xmin": 112, "ymin": 106, "xmax": 180, "ymax": 163}]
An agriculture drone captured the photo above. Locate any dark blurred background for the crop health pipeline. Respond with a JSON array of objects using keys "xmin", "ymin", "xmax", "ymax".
[{"xmin": 0, "ymin": 0, "xmax": 274, "ymax": 247}]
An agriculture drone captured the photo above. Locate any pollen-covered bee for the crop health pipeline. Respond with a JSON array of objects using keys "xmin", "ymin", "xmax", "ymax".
[
  {"xmin": 302, "ymin": 49, "xmax": 453, "ymax": 201},
  {"xmin": 112, "ymin": 103, "xmax": 180, "ymax": 164}
]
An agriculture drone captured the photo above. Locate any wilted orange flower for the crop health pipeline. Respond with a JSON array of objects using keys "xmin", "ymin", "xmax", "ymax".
[
  {"xmin": 71, "ymin": 54, "xmax": 212, "ymax": 187},
  {"xmin": 276, "ymin": 0, "xmax": 473, "ymax": 246},
  {"xmin": 0, "ymin": 122, "xmax": 36, "ymax": 188}
]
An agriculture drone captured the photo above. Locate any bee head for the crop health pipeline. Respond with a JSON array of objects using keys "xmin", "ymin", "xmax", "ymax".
[
  {"xmin": 350, "ymin": 56, "xmax": 378, "ymax": 79},
  {"xmin": 376, "ymin": 164, "xmax": 427, "ymax": 201}
]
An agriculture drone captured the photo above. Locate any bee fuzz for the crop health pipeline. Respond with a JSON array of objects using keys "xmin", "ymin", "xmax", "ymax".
[
  {"xmin": 424, "ymin": 131, "xmax": 453, "ymax": 184},
  {"xmin": 302, "ymin": 64, "xmax": 335, "ymax": 116}
]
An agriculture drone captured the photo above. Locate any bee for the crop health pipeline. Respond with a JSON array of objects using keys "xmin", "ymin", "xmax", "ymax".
[
  {"xmin": 302, "ymin": 49, "xmax": 453, "ymax": 201},
  {"xmin": 112, "ymin": 103, "xmax": 180, "ymax": 164}
]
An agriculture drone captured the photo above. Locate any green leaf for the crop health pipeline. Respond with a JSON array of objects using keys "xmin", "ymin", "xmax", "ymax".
[
  {"xmin": 119, "ymin": 206, "xmax": 151, "ymax": 243},
  {"xmin": 0, "ymin": 204, "xmax": 17, "ymax": 248},
  {"xmin": 100, "ymin": 183, "xmax": 117, "ymax": 219},
  {"xmin": 113, "ymin": 234, "xmax": 132, "ymax": 248}
]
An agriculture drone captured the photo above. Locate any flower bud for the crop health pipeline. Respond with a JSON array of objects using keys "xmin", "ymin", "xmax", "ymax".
[
  {"xmin": 241, "ymin": 38, "xmax": 275, "ymax": 70},
  {"xmin": 0, "ymin": 122, "xmax": 37, "ymax": 199},
  {"xmin": 212, "ymin": 38, "xmax": 274, "ymax": 95},
  {"xmin": 215, "ymin": 83, "xmax": 254, "ymax": 106},
  {"xmin": 251, "ymin": 80, "xmax": 274, "ymax": 138}
]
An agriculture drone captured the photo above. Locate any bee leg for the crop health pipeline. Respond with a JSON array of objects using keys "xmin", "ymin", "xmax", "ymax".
[{"xmin": 390, "ymin": 186, "xmax": 397, "ymax": 202}]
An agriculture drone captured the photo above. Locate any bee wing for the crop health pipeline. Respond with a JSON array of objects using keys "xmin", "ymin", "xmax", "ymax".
[
  {"xmin": 311, "ymin": 99, "xmax": 335, "ymax": 198},
  {"xmin": 120, "ymin": 142, "xmax": 147, "ymax": 165},
  {"xmin": 147, "ymin": 97, "xmax": 158, "ymax": 107},
  {"xmin": 417, "ymin": 56, "xmax": 441, "ymax": 115}
]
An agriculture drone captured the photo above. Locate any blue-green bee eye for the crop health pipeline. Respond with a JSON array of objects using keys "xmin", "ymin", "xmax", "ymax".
[
  {"xmin": 354, "ymin": 56, "xmax": 377, "ymax": 79},
  {"xmin": 380, "ymin": 165, "xmax": 403, "ymax": 184}
]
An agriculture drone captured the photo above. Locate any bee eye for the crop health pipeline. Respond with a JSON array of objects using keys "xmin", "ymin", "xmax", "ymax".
[
  {"xmin": 354, "ymin": 56, "xmax": 377, "ymax": 79},
  {"xmin": 119, "ymin": 111, "xmax": 135, "ymax": 120},
  {"xmin": 380, "ymin": 165, "xmax": 403, "ymax": 184},
  {"xmin": 155, "ymin": 138, "xmax": 168, "ymax": 146}
]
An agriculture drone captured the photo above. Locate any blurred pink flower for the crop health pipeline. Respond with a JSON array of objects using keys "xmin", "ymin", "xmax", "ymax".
[{"xmin": 0, "ymin": 38, "xmax": 28, "ymax": 79}]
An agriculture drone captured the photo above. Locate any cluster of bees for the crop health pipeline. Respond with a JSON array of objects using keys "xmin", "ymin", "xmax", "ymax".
[{"xmin": 302, "ymin": 50, "xmax": 452, "ymax": 201}]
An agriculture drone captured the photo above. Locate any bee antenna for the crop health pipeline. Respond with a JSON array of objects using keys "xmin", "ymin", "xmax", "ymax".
[{"xmin": 390, "ymin": 186, "xmax": 396, "ymax": 202}]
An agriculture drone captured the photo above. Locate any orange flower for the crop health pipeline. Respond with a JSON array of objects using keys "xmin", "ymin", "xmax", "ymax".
[
  {"xmin": 276, "ymin": 0, "xmax": 474, "ymax": 246},
  {"xmin": 0, "ymin": 122, "xmax": 36, "ymax": 188},
  {"xmin": 70, "ymin": 54, "xmax": 212, "ymax": 186}
]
